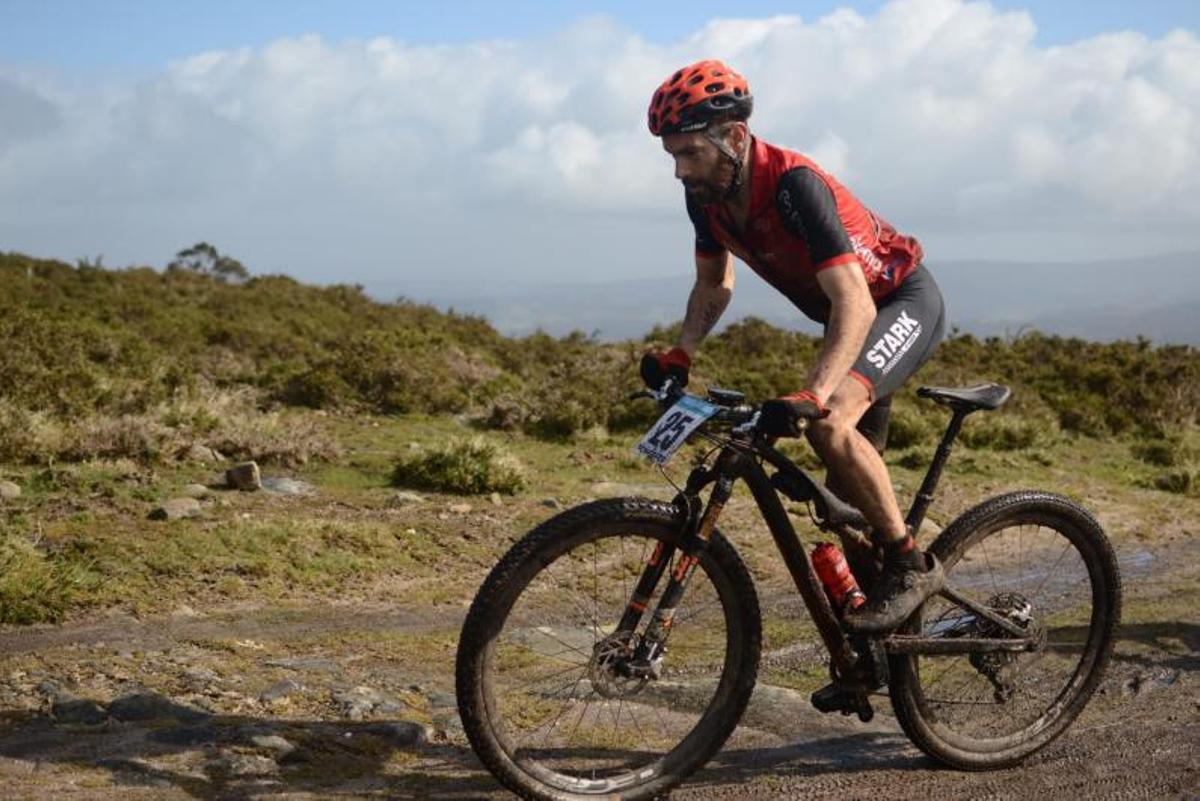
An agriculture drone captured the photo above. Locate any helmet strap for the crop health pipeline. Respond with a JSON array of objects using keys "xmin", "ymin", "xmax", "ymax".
[{"xmin": 705, "ymin": 126, "xmax": 747, "ymax": 201}]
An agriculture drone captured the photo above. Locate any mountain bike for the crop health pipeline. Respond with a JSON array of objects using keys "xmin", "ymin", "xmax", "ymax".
[{"xmin": 456, "ymin": 380, "xmax": 1122, "ymax": 800}]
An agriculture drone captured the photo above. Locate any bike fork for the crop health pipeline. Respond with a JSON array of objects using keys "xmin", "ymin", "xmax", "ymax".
[{"xmin": 617, "ymin": 475, "xmax": 734, "ymax": 676}]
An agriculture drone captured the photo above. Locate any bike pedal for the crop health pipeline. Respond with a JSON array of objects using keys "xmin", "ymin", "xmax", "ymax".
[{"xmin": 811, "ymin": 682, "xmax": 875, "ymax": 722}]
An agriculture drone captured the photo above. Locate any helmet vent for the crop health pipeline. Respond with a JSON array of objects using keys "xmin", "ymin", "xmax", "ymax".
[{"xmin": 705, "ymin": 81, "xmax": 726, "ymax": 94}]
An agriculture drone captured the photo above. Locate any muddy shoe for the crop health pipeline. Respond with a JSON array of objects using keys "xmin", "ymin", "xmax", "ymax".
[{"xmin": 843, "ymin": 552, "xmax": 944, "ymax": 634}]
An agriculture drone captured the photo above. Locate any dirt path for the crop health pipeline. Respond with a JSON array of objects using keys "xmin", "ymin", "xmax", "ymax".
[{"xmin": 0, "ymin": 552, "xmax": 1196, "ymax": 800}]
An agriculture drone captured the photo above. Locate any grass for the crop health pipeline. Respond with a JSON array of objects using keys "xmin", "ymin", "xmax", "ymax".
[{"xmin": 0, "ymin": 407, "xmax": 1194, "ymax": 626}]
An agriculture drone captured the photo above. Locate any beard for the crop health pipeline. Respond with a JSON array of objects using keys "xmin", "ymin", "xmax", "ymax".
[{"xmin": 683, "ymin": 178, "xmax": 726, "ymax": 205}]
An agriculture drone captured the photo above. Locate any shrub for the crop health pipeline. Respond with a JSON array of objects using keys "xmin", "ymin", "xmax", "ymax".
[
  {"xmin": 391, "ymin": 438, "xmax": 526, "ymax": 495},
  {"xmin": 1152, "ymin": 467, "xmax": 1198, "ymax": 496},
  {"xmin": 0, "ymin": 532, "xmax": 94, "ymax": 624},
  {"xmin": 1131, "ymin": 438, "xmax": 1181, "ymax": 467},
  {"xmin": 960, "ymin": 416, "xmax": 1054, "ymax": 451}
]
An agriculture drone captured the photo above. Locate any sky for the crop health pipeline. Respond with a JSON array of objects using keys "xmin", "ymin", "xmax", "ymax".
[{"xmin": 2, "ymin": 0, "xmax": 1199, "ymax": 293}]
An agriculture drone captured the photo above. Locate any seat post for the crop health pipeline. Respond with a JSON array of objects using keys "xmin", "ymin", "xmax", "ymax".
[{"xmin": 905, "ymin": 409, "xmax": 969, "ymax": 533}]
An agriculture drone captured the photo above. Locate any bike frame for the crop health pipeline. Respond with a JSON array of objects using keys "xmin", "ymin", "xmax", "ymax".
[{"xmin": 618, "ymin": 401, "xmax": 1040, "ymax": 688}]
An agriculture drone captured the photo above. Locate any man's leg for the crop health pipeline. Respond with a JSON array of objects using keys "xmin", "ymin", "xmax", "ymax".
[
  {"xmin": 807, "ymin": 376, "xmax": 943, "ymax": 634},
  {"xmin": 807, "ymin": 377, "xmax": 906, "ymax": 542}
]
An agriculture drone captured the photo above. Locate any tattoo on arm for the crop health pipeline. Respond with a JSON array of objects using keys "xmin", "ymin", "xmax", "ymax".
[{"xmin": 699, "ymin": 298, "xmax": 723, "ymax": 337}]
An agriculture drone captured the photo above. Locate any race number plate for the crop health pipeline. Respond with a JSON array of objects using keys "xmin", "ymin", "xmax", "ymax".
[{"xmin": 636, "ymin": 395, "xmax": 719, "ymax": 465}]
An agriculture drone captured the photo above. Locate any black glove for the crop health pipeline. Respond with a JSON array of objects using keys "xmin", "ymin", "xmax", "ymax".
[
  {"xmin": 640, "ymin": 347, "xmax": 691, "ymax": 390},
  {"xmin": 759, "ymin": 390, "xmax": 828, "ymax": 437}
]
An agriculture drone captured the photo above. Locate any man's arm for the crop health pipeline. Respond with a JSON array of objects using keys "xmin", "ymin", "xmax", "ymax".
[
  {"xmin": 806, "ymin": 262, "xmax": 876, "ymax": 403},
  {"xmin": 678, "ymin": 250, "xmax": 734, "ymax": 356}
]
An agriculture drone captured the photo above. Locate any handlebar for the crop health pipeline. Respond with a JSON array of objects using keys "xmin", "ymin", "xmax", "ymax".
[{"xmin": 630, "ymin": 380, "xmax": 764, "ymax": 433}]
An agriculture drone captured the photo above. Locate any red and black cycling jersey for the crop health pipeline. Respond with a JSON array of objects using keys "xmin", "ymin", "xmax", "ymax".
[{"xmin": 687, "ymin": 137, "xmax": 923, "ymax": 323}]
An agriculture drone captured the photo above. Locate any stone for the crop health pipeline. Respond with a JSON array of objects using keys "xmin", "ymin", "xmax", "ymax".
[
  {"xmin": 489, "ymin": 492, "xmax": 502, "ymax": 506},
  {"xmin": 263, "ymin": 656, "xmax": 340, "ymax": 673},
  {"xmin": 208, "ymin": 752, "xmax": 278, "ymax": 778},
  {"xmin": 0, "ymin": 480, "xmax": 21, "ymax": 501},
  {"xmin": 250, "ymin": 734, "xmax": 296, "ymax": 757},
  {"xmin": 448, "ymin": 502, "xmax": 472, "ymax": 514},
  {"xmin": 148, "ymin": 724, "xmax": 219, "ymax": 746},
  {"xmin": 108, "ymin": 692, "xmax": 209, "ymax": 723},
  {"xmin": 259, "ymin": 679, "xmax": 301, "ymax": 702},
  {"xmin": 331, "ymin": 685, "xmax": 397, "ymax": 721},
  {"xmin": 148, "ymin": 498, "xmax": 202, "ymax": 521},
  {"xmin": 366, "ymin": 720, "xmax": 431, "ymax": 748},
  {"xmin": 226, "ymin": 461, "xmax": 262, "ymax": 491},
  {"xmin": 183, "ymin": 667, "xmax": 220, "ymax": 686},
  {"xmin": 389, "ymin": 490, "xmax": 424, "ymax": 507},
  {"xmin": 180, "ymin": 444, "xmax": 221, "ymax": 464},
  {"xmin": 541, "ymin": 498, "xmax": 563, "ymax": 510},
  {"xmin": 52, "ymin": 697, "xmax": 108, "ymax": 725},
  {"xmin": 182, "ymin": 483, "xmax": 212, "ymax": 499},
  {"xmin": 261, "ymin": 477, "xmax": 314, "ymax": 495}
]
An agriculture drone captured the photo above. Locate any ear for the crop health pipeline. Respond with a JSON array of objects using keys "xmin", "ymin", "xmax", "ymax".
[{"xmin": 726, "ymin": 121, "xmax": 749, "ymax": 151}]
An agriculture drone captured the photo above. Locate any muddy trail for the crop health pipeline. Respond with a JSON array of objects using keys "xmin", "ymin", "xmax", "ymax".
[{"xmin": 0, "ymin": 544, "xmax": 1196, "ymax": 800}]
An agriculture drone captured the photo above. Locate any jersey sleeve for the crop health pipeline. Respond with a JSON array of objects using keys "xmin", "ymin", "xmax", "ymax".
[
  {"xmin": 685, "ymin": 193, "xmax": 727, "ymax": 257},
  {"xmin": 775, "ymin": 167, "xmax": 856, "ymax": 271}
]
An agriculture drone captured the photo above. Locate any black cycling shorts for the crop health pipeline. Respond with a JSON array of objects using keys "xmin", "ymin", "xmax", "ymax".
[{"xmin": 848, "ymin": 264, "xmax": 945, "ymax": 403}]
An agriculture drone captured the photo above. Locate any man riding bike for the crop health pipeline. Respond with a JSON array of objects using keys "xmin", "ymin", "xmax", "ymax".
[{"xmin": 641, "ymin": 59, "xmax": 947, "ymax": 634}]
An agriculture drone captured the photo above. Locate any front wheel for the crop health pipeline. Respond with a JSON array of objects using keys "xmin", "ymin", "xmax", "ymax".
[
  {"xmin": 889, "ymin": 491, "xmax": 1122, "ymax": 769},
  {"xmin": 456, "ymin": 498, "xmax": 762, "ymax": 800}
]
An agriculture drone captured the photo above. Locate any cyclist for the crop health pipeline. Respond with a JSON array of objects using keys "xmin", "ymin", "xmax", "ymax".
[{"xmin": 641, "ymin": 60, "xmax": 947, "ymax": 634}]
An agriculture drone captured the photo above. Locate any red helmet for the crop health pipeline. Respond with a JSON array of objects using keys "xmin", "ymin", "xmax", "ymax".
[{"xmin": 647, "ymin": 59, "xmax": 753, "ymax": 137}]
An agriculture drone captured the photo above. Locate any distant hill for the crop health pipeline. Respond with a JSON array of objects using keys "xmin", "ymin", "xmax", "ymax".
[{"xmin": 377, "ymin": 251, "xmax": 1200, "ymax": 345}]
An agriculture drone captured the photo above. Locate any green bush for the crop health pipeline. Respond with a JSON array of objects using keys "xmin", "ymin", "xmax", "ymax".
[
  {"xmin": 0, "ymin": 532, "xmax": 95, "ymax": 624},
  {"xmin": 1131, "ymin": 438, "xmax": 1182, "ymax": 467},
  {"xmin": 1152, "ymin": 467, "xmax": 1198, "ymax": 496},
  {"xmin": 960, "ymin": 415, "xmax": 1054, "ymax": 451},
  {"xmin": 392, "ymin": 438, "xmax": 526, "ymax": 495}
]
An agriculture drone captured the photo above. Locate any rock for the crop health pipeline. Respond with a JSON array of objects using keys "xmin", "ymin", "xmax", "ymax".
[
  {"xmin": 182, "ymin": 483, "xmax": 212, "ymax": 499},
  {"xmin": 1122, "ymin": 668, "xmax": 1181, "ymax": 696},
  {"xmin": 179, "ymin": 444, "xmax": 221, "ymax": 464},
  {"xmin": 263, "ymin": 656, "xmax": 340, "ymax": 673},
  {"xmin": 541, "ymin": 498, "xmax": 562, "ymax": 510},
  {"xmin": 208, "ymin": 752, "xmax": 278, "ymax": 778},
  {"xmin": 226, "ymin": 461, "xmax": 262, "ymax": 491},
  {"xmin": 148, "ymin": 498, "xmax": 202, "ymax": 521},
  {"xmin": 259, "ymin": 679, "xmax": 301, "ymax": 702},
  {"xmin": 36, "ymin": 679, "xmax": 72, "ymax": 703},
  {"xmin": 250, "ymin": 734, "xmax": 296, "ymax": 757},
  {"xmin": 52, "ymin": 697, "xmax": 108, "ymax": 725},
  {"xmin": 148, "ymin": 724, "xmax": 219, "ymax": 746},
  {"xmin": 366, "ymin": 720, "xmax": 431, "ymax": 748},
  {"xmin": 389, "ymin": 490, "xmax": 424, "ymax": 507},
  {"xmin": 489, "ymin": 492, "xmax": 502, "ymax": 506},
  {"xmin": 108, "ymin": 692, "xmax": 209, "ymax": 723},
  {"xmin": 261, "ymin": 477, "xmax": 314, "ymax": 495},
  {"xmin": 448, "ymin": 502, "xmax": 472, "ymax": 514},
  {"xmin": 0, "ymin": 480, "xmax": 21, "ymax": 501},
  {"xmin": 183, "ymin": 667, "xmax": 220, "ymax": 686},
  {"xmin": 331, "ymin": 685, "xmax": 399, "ymax": 721}
]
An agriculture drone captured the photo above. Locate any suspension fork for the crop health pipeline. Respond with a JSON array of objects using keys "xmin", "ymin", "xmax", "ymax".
[{"xmin": 616, "ymin": 458, "xmax": 736, "ymax": 669}]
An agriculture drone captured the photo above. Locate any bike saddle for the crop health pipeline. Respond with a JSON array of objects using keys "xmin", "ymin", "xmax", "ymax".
[{"xmin": 917, "ymin": 383, "xmax": 1011, "ymax": 413}]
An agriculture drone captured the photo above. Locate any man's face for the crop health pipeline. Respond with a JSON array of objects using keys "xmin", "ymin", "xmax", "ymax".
[{"xmin": 662, "ymin": 130, "xmax": 734, "ymax": 205}]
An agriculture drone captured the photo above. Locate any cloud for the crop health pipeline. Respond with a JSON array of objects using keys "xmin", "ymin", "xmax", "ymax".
[{"xmin": 0, "ymin": 0, "xmax": 1198, "ymax": 283}]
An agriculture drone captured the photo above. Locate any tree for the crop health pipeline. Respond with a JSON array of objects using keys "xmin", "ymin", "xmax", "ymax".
[{"xmin": 167, "ymin": 242, "xmax": 249, "ymax": 283}]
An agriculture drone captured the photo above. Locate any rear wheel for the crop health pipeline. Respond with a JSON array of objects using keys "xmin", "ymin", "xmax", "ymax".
[
  {"xmin": 889, "ymin": 491, "xmax": 1121, "ymax": 769},
  {"xmin": 456, "ymin": 498, "xmax": 761, "ymax": 800}
]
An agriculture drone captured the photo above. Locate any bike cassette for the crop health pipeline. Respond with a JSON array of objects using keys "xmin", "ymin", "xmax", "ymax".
[{"xmin": 811, "ymin": 682, "xmax": 875, "ymax": 722}]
